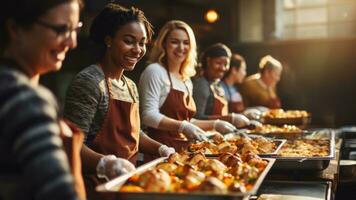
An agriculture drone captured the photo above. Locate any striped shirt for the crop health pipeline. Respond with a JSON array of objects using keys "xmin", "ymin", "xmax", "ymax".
[
  {"xmin": 64, "ymin": 64, "xmax": 139, "ymax": 145},
  {"xmin": 0, "ymin": 64, "xmax": 79, "ymax": 200}
]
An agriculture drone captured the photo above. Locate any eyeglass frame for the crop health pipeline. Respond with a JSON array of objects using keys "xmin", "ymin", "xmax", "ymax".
[{"xmin": 36, "ymin": 20, "xmax": 83, "ymax": 38}]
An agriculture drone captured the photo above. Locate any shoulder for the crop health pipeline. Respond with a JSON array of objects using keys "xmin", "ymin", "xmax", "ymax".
[
  {"xmin": 74, "ymin": 65, "xmax": 104, "ymax": 84},
  {"xmin": 193, "ymin": 77, "xmax": 209, "ymax": 88},
  {"xmin": 142, "ymin": 63, "xmax": 167, "ymax": 76}
]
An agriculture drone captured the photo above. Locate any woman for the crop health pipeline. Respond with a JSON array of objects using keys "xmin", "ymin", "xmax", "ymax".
[
  {"xmin": 220, "ymin": 53, "xmax": 247, "ymax": 113},
  {"xmin": 64, "ymin": 3, "xmax": 174, "ymax": 199},
  {"xmin": 139, "ymin": 21, "xmax": 236, "ymax": 157},
  {"xmin": 0, "ymin": 0, "xmax": 84, "ymax": 199},
  {"xmin": 240, "ymin": 55, "xmax": 283, "ymax": 109},
  {"xmin": 193, "ymin": 43, "xmax": 250, "ymax": 127}
]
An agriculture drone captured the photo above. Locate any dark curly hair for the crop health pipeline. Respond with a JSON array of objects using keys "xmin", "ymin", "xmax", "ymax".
[
  {"xmin": 0, "ymin": 0, "xmax": 83, "ymax": 53},
  {"xmin": 89, "ymin": 3, "xmax": 153, "ymax": 48},
  {"xmin": 200, "ymin": 43, "xmax": 231, "ymax": 70}
]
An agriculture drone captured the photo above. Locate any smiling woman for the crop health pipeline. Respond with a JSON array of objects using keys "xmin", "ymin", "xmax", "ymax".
[{"xmin": 63, "ymin": 3, "xmax": 176, "ymax": 199}]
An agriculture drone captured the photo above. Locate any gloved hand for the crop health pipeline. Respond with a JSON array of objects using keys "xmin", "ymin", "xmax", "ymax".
[
  {"xmin": 243, "ymin": 108, "xmax": 262, "ymax": 120},
  {"xmin": 231, "ymin": 113, "xmax": 250, "ymax": 128},
  {"xmin": 179, "ymin": 120, "xmax": 208, "ymax": 141},
  {"xmin": 96, "ymin": 155, "xmax": 135, "ymax": 180},
  {"xmin": 213, "ymin": 119, "xmax": 235, "ymax": 134},
  {"xmin": 158, "ymin": 145, "xmax": 176, "ymax": 157}
]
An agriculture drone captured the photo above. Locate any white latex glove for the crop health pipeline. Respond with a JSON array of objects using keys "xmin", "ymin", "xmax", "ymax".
[
  {"xmin": 179, "ymin": 120, "xmax": 208, "ymax": 141},
  {"xmin": 213, "ymin": 119, "xmax": 236, "ymax": 134},
  {"xmin": 231, "ymin": 113, "xmax": 250, "ymax": 128},
  {"xmin": 158, "ymin": 145, "xmax": 176, "ymax": 157},
  {"xmin": 96, "ymin": 155, "xmax": 135, "ymax": 180},
  {"xmin": 243, "ymin": 108, "xmax": 262, "ymax": 120}
]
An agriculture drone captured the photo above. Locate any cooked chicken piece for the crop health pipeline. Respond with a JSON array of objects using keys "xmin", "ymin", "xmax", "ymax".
[
  {"xmin": 218, "ymin": 153, "xmax": 242, "ymax": 167},
  {"xmin": 197, "ymin": 177, "xmax": 227, "ymax": 193},
  {"xmin": 156, "ymin": 162, "xmax": 178, "ymax": 174},
  {"xmin": 175, "ymin": 164, "xmax": 197, "ymax": 178},
  {"xmin": 212, "ymin": 133, "xmax": 224, "ymax": 144},
  {"xmin": 198, "ymin": 159, "xmax": 227, "ymax": 178},
  {"xmin": 168, "ymin": 152, "xmax": 189, "ymax": 163},
  {"xmin": 220, "ymin": 144, "xmax": 238, "ymax": 154},
  {"xmin": 255, "ymin": 136, "xmax": 275, "ymax": 153},
  {"xmin": 182, "ymin": 169, "xmax": 206, "ymax": 190},
  {"xmin": 138, "ymin": 169, "xmax": 171, "ymax": 192},
  {"xmin": 187, "ymin": 152, "xmax": 206, "ymax": 165},
  {"xmin": 241, "ymin": 151, "xmax": 259, "ymax": 162},
  {"xmin": 241, "ymin": 143, "xmax": 259, "ymax": 154}
]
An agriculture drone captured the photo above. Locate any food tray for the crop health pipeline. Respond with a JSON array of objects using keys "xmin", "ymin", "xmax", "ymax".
[
  {"xmin": 190, "ymin": 134, "xmax": 286, "ymax": 158},
  {"xmin": 262, "ymin": 115, "xmax": 311, "ymax": 126},
  {"xmin": 96, "ymin": 157, "xmax": 275, "ymax": 200},
  {"xmin": 271, "ymin": 130, "xmax": 335, "ymax": 171}
]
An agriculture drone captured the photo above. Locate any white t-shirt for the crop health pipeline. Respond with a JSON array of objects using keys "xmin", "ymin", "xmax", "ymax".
[{"xmin": 139, "ymin": 63, "xmax": 193, "ymax": 128}]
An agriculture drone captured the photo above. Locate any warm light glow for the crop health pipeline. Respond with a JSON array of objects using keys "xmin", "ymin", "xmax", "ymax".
[{"xmin": 205, "ymin": 9, "xmax": 219, "ymax": 23}]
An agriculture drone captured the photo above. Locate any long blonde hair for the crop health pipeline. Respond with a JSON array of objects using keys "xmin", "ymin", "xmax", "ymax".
[{"xmin": 148, "ymin": 20, "xmax": 197, "ymax": 80}]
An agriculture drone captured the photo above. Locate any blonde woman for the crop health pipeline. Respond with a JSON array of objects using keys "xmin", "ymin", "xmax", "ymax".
[{"xmin": 139, "ymin": 20, "xmax": 235, "ymax": 157}]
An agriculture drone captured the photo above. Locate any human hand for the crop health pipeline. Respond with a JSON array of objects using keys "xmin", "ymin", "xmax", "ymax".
[
  {"xmin": 158, "ymin": 145, "xmax": 176, "ymax": 157},
  {"xmin": 96, "ymin": 155, "xmax": 135, "ymax": 180},
  {"xmin": 179, "ymin": 120, "xmax": 208, "ymax": 141},
  {"xmin": 231, "ymin": 113, "xmax": 250, "ymax": 128},
  {"xmin": 213, "ymin": 119, "xmax": 235, "ymax": 134},
  {"xmin": 243, "ymin": 108, "xmax": 262, "ymax": 120}
]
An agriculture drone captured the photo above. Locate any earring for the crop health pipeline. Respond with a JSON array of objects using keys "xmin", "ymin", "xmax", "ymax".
[{"xmin": 107, "ymin": 44, "xmax": 111, "ymax": 48}]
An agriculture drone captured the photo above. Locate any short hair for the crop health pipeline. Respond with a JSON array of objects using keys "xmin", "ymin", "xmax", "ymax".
[
  {"xmin": 90, "ymin": 3, "xmax": 153, "ymax": 47},
  {"xmin": 0, "ymin": 0, "xmax": 83, "ymax": 52},
  {"xmin": 148, "ymin": 20, "xmax": 197, "ymax": 80},
  {"xmin": 259, "ymin": 55, "xmax": 282, "ymax": 73},
  {"xmin": 223, "ymin": 53, "xmax": 245, "ymax": 79},
  {"xmin": 200, "ymin": 43, "xmax": 232, "ymax": 70}
]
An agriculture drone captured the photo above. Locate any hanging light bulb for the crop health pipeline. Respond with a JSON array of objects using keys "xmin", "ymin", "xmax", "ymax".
[{"xmin": 205, "ymin": 9, "xmax": 219, "ymax": 23}]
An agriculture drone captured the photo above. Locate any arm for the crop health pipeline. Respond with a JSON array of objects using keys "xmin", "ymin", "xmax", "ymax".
[
  {"xmin": 138, "ymin": 131, "xmax": 162, "ymax": 155},
  {"xmin": 63, "ymin": 71, "xmax": 102, "ymax": 137},
  {"xmin": 192, "ymin": 78, "xmax": 211, "ymax": 119},
  {"xmin": 139, "ymin": 64, "xmax": 181, "ymax": 131},
  {"xmin": 2, "ymin": 84, "xmax": 80, "ymax": 200}
]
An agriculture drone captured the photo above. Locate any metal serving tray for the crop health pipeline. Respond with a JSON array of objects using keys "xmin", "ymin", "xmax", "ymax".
[
  {"xmin": 96, "ymin": 157, "xmax": 275, "ymax": 200},
  {"xmin": 271, "ymin": 129, "xmax": 335, "ymax": 171}
]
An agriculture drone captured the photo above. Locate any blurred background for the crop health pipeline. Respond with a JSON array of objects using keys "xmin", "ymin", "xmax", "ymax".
[{"xmin": 41, "ymin": 0, "xmax": 356, "ymax": 128}]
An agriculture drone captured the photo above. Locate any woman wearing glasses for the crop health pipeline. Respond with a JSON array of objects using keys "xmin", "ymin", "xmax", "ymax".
[
  {"xmin": 64, "ymin": 3, "xmax": 175, "ymax": 199},
  {"xmin": 0, "ymin": 0, "xmax": 84, "ymax": 199}
]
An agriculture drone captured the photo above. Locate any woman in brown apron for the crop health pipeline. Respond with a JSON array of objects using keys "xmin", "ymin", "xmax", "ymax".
[
  {"xmin": 0, "ymin": 0, "xmax": 85, "ymax": 199},
  {"xmin": 240, "ymin": 55, "xmax": 283, "ymax": 109},
  {"xmin": 139, "ymin": 21, "xmax": 238, "ymax": 161},
  {"xmin": 220, "ymin": 53, "xmax": 247, "ymax": 113},
  {"xmin": 63, "ymin": 4, "xmax": 175, "ymax": 200},
  {"xmin": 193, "ymin": 43, "xmax": 250, "ymax": 128}
]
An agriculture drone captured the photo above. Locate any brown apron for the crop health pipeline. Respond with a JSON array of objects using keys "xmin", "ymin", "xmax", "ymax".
[
  {"xmin": 229, "ymin": 101, "xmax": 245, "ymax": 113},
  {"xmin": 60, "ymin": 120, "xmax": 86, "ymax": 200},
  {"xmin": 268, "ymin": 98, "xmax": 281, "ymax": 109},
  {"xmin": 146, "ymin": 69, "xmax": 196, "ymax": 160},
  {"xmin": 211, "ymin": 84, "xmax": 229, "ymax": 116},
  {"xmin": 85, "ymin": 77, "xmax": 140, "ymax": 200}
]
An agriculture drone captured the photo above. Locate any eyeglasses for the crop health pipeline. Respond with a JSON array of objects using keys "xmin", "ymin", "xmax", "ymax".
[{"xmin": 36, "ymin": 20, "xmax": 83, "ymax": 39}]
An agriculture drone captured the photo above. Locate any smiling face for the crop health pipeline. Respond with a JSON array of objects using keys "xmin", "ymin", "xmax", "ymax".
[
  {"xmin": 164, "ymin": 28, "xmax": 190, "ymax": 66},
  {"xmin": 13, "ymin": 1, "xmax": 80, "ymax": 75},
  {"xmin": 206, "ymin": 56, "xmax": 230, "ymax": 81},
  {"xmin": 106, "ymin": 21, "xmax": 147, "ymax": 71}
]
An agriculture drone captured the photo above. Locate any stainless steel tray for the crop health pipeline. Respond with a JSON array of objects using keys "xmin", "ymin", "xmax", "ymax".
[
  {"xmin": 271, "ymin": 129, "xmax": 335, "ymax": 171},
  {"xmin": 96, "ymin": 157, "xmax": 275, "ymax": 200}
]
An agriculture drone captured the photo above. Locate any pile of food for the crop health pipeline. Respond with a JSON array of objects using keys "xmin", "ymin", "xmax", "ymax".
[
  {"xmin": 262, "ymin": 109, "xmax": 310, "ymax": 126},
  {"xmin": 189, "ymin": 135, "xmax": 277, "ymax": 155},
  {"xmin": 278, "ymin": 139, "xmax": 330, "ymax": 157},
  {"xmin": 250, "ymin": 124, "xmax": 303, "ymax": 137},
  {"xmin": 120, "ymin": 152, "xmax": 268, "ymax": 193},
  {"xmin": 264, "ymin": 109, "xmax": 309, "ymax": 119}
]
